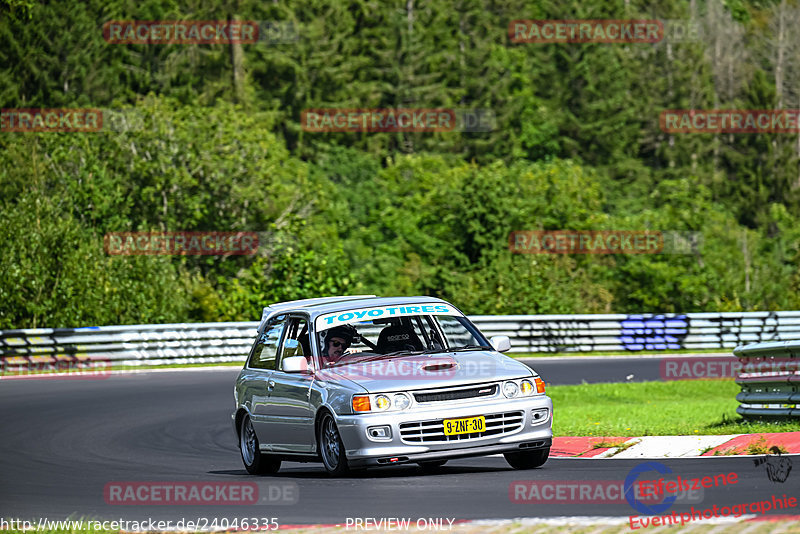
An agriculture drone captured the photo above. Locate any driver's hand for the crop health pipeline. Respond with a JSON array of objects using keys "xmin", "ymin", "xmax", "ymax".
[{"xmin": 324, "ymin": 354, "xmax": 342, "ymax": 366}]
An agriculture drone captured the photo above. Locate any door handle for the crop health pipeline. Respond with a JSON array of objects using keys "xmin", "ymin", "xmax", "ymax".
[{"xmin": 267, "ymin": 379, "xmax": 275, "ymax": 391}]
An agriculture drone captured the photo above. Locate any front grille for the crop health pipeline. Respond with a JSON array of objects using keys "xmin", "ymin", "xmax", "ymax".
[
  {"xmin": 399, "ymin": 411, "xmax": 524, "ymax": 443},
  {"xmin": 413, "ymin": 384, "xmax": 497, "ymax": 403}
]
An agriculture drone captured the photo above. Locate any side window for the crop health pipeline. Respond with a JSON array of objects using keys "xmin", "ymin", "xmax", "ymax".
[
  {"xmin": 277, "ymin": 317, "xmax": 311, "ymax": 369},
  {"xmin": 250, "ymin": 316, "xmax": 287, "ymax": 370}
]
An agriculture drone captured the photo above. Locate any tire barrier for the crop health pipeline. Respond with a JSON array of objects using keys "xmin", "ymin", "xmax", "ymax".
[{"xmin": 734, "ymin": 341, "xmax": 800, "ymax": 418}]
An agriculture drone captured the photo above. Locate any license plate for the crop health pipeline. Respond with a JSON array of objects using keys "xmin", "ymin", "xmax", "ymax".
[{"xmin": 443, "ymin": 415, "xmax": 485, "ymax": 435}]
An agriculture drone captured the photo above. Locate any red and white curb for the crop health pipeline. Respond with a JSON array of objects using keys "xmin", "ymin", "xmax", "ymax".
[
  {"xmin": 596, "ymin": 435, "xmax": 741, "ymax": 458},
  {"xmin": 552, "ymin": 432, "xmax": 800, "ymax": 458}
]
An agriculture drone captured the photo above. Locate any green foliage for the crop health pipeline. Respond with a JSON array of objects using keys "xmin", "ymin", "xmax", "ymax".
[
  {"xmin": 1, "ymin": 1, "xmax": 800, "ymax": 327},
  {"xmin": 0, "ymin": 0, "xmax": 34, "ymax": 20},
  {"xmin": 0, "ymin": 189, "xmax": 191, "ymax": 329}
]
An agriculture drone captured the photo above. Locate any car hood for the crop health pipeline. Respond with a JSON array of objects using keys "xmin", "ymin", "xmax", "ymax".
[{"xmin": 315, "ymin": 351, "xmax": 534, "ymax": 392}]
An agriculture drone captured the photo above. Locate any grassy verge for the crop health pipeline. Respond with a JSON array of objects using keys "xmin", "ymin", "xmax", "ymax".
[
  {"xmin": 548, "ymin": 379, "xmax": 800, "ymax": 436},
  {"xmin": 110, "ymin": 361, "xmax": 243, "ymax": 371},
  {"xmin": 4, "ymin": 349, "xmax": 734, "ymax": 380},
  {"xmin": 510, "ymin": 348, "xmax": 731, "ymax": 358}
]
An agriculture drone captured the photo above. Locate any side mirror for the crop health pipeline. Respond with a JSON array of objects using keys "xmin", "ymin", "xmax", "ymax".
[
  {"xmin": 281, "ymin": 355, "xmax": 309, "ymax": 373},
  {"xmin": 490, "ymin": 335, "xmax": 511, "ymax": 353}
]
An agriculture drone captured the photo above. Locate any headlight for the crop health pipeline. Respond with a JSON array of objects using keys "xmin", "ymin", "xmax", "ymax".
[
  {"xmin": 502, "ymin": 381, "xmax": 519, "ymax": 398},
  {"xmin": 501, "ymin": 378, "xmax": 545, "ymax": 399},
  {"xmin": 352, "ymin": 392, "xmax": 413, "ymax": 413},
  {"xmin": 393, "ymin": 393, "xmax": 411, "ymax": 410},
  {"xmin": 375, "ymin": 395, "xmax": 391, "ymax": 410}
]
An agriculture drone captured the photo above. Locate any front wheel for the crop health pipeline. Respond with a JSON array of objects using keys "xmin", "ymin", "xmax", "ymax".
[
  {"xmin": 504, "ymin": 447, "xmax": 549, "ymax": 469},
  {"xmin": 319, "ymin": 413, "xmax": 349, "ymax": 476},
  {"xmin": 239, "ymin": 415, "xmax": 281, "ymax": 475}
]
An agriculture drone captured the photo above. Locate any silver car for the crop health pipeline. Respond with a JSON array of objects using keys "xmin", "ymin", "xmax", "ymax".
[{"xmin": 232, "ymin": 295, "xmax": 553, "ymax": 476}]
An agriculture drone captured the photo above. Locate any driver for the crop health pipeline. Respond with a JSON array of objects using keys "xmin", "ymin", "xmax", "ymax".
[{"xmin": 321, "ymin": 325, "xmax": 355, "ymax": 366}]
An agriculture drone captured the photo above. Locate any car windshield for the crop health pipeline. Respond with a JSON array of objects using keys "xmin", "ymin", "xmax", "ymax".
[{"xmin": 316, "ymin": 313, "xmax": 490, "ymax": 368}]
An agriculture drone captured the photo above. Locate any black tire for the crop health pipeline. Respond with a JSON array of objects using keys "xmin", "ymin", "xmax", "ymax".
[
  {"xmin": 504, "ymin": 447, "xmax": 549, "ymax": 469},
  {"xmin": 318, "ymin": 412, "xmax": 349, "ymax": 476},
  {"xmin": 417, "ymin": 460, "xmax": 448, "ymax": 473},
  {"xmin": 239, "ymin": 415, "xmax": 281, "ymax": 475}
]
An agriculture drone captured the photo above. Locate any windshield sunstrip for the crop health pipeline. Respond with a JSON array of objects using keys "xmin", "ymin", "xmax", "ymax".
[{"xmin": 315, "ymin": 303, "xmax": 461, "ymax": 331}]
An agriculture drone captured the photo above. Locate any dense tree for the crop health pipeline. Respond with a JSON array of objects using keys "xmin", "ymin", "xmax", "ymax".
[{"xmin": 2, "ymin": 0, "xmax": 800, "ymax": 327}]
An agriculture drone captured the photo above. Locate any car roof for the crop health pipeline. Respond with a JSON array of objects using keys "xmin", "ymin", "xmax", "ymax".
[{"xmin": 260, "ymin": 295, "xmax": 452, "ymax": 324}]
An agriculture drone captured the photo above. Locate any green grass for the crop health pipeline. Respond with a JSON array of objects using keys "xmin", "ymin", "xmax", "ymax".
[
  {"xmin": 510, "ymin": 348, "xmax": 731, "ymax": 358},
  {"xmin": 111, "ymin": 361, "xmax": 242, "ymax": 371},
  {"xmin": 548, "ymin": 379, "xmax": 800, "ymax": 436}
]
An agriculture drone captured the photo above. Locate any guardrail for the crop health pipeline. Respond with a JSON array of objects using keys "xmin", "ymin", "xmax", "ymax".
[
  {"xmin": 734, "ymin": 341, "xmax": 800, "ymax": 418},
  {"xmin": 0, "ymin": 322, "xmax": 257, "ymax": 371},
  {"xmin": 473, "ymin": 311, "xmax": 800, "ymax": 352},
  {"xmin": 4, "ymin": 311, "xmax": 800, "ymax": 370},
  {"xmin": 5, "ymin": 313, "xmax": 795, "ymax": 418}
]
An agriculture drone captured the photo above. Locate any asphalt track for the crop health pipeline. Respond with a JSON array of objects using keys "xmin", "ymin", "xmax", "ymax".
[{"xmin": 1, "ymin": 363, "xmax": 797, "ymax": 526}]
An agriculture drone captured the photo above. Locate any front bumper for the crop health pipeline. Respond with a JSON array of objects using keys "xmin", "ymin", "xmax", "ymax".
[{"xmin": 336, "ymin": 394, "xmax": 553, "ymax": 467}]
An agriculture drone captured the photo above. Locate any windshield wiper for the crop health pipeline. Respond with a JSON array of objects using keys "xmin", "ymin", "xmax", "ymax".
[
  {"xmin": 325, "ymin": 353, "xmax": 402, "ymax": 368},
  {"xmin": 324, "ymin": 354, "xmax": 377, "ymax": 368},
  {"xmin": 333, "ymin": 348, "xmax": 446, "ymax": 366},
  {"xmin": 448, "ymin": 344, "xmax": 492, "ymax": 352},
  {"xmin": 355, "ymin": 351, "xmax": 418, "ymax": 362}
]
